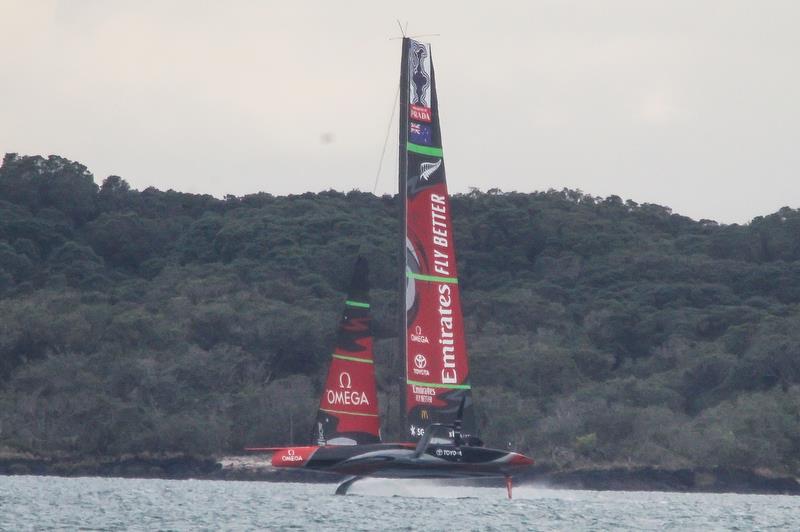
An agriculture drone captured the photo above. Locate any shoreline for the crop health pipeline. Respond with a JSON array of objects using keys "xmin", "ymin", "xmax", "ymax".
[{"xmin": 1, "ymin": 453, "xmax": 798, "ymax": 495}]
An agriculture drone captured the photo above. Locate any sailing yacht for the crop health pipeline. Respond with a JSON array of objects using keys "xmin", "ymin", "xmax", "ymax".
[{"xmin": 247, "ymin": 37, "xmax": 534, "ymax": 498}]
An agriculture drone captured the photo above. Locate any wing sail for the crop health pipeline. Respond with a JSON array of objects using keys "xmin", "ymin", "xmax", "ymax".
[{"xmin": 399, "ymin": 38, "xmax": 476, "ymax": 442}]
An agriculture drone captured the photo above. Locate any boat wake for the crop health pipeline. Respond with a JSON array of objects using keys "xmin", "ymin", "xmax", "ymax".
[{"xmin": 341, "ymin": 477, "xmax": 549, "ymax": 499}]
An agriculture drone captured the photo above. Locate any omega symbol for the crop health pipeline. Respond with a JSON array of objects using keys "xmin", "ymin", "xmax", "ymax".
[{"xmin": 338, "ymin": 371, "xmax": 352, "ymax": 389}]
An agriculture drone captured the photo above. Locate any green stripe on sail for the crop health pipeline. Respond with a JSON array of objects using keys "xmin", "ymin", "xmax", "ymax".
[
  {"xmin": 320, "ymin": 408, "xmax": 379, "ymax": 417},
  {"xmin": 332, "ymin": 354, "xmax": 373, "ymax": 364},
  {"xmin": 406, "ymin": 271, "xmax": 458, "ymax": 284},
  {"xmin": 406, "ymin": 379, "xmax": 471, "ymax": 390},
  {"xmin": 345, "ymin": 300, "xmax": 370, "ymax": 308},
  {"xmin": 407, "ymin": 143, "xmax": 443, "ymax": 157}
]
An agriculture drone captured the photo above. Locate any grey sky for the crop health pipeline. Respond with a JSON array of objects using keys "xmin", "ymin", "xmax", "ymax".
[{"xmin": 1, "ymin": 1, "xmax": 798, "ymax": 224}]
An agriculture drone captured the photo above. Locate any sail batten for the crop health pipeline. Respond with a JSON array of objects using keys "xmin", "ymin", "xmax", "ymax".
[
  {"xmin": 406, "ymin": 379, "xmax": 472, "ymax": 390},
  {"xmin": 406, "ymin": 271, "xmax": 458, "ymax": 283},
  {"xmin": 400, "ymin": 38, "xmax": 476, "ymax": 441}
]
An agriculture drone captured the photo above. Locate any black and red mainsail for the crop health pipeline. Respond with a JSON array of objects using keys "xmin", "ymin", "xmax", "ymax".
[
  {"xmin": 312, "ymin": 257, "xmax": 381, "ymax": 445},
  {"xmin": 400, "ymin": 38, "xmax": 476, "ymax": 441}
]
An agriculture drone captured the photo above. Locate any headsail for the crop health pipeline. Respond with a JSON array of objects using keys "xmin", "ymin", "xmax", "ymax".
[
  {"xmin": 399, "ymin": 38, "xmax": 476, "ymax": 441},
  {"xmin": 313, "ymin": 256, "xmax": 381, "ymax": 445}
]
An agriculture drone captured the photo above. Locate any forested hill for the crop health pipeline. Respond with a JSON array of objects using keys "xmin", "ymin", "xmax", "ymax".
[{"xmin": 1, "ymin": 153, "xmax": 799, "ymax": 475}]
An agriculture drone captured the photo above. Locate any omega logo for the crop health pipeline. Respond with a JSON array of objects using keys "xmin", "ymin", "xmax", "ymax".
[
  {"xmin": 411, "ymin": 325, "xmax": 430, "ymax": 344},
  {"xmin": 280, "ymin": 448, "xmax": 303, "ymax": 462}
]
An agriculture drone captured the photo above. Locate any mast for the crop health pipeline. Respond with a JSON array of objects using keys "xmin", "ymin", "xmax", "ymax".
[
  {"xmin": 399, "ymin": 38, "xmax": 477, "ymax": 441},
  {"xmin": 398, "ymin": 37, "xmax": 410, "ymax": 442}
]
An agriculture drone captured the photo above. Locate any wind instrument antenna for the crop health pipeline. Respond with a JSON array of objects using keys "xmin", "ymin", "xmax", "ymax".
[{"xmin": 390, "ymin": 21, "xmax": 440, "ymax": 40}]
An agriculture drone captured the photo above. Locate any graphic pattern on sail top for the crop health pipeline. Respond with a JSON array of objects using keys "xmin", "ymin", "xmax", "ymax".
[
  {"xmin": 400, "ymin": 38, "xmax": 476, "ymax": 441},
  {"xmin": 312, "ymin": 257, "xmax": 381, "ymax": 445}
]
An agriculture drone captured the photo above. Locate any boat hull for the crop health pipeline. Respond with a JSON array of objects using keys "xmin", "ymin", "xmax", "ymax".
[{"xmin": 268, "ymin": 443, "xmax": 534, "ymax": 478}]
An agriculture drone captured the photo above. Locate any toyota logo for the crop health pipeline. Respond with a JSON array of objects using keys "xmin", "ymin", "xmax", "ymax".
[{"xmin": 414, "ymin": 354, "xmax": 427, "ymax": 369}]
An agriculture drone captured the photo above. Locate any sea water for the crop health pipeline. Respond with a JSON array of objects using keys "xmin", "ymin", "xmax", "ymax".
[{"xmin": 0, "ymin": 475, "xmax": 797, "ymax": 531}]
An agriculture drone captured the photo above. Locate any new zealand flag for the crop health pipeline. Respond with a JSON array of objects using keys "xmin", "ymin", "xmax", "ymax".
[{"xmin": 409, "ymin": 122, "xmax": 433, "ymax": 146}]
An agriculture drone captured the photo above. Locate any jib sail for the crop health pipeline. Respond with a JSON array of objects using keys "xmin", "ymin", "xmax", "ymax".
[
  {"xmin": 312, "ymin": 256, "xmax": 381, "ymax": 445},
  {"xmin": 399, "ymin": 38, "xmax": 476, "ymax": 441}
]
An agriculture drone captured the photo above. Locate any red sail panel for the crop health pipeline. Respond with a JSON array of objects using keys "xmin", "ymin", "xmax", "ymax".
[
  {"xmin": 312, "ymin": 257, "xmax": 381, "ymax": 445},
  {"xmin": 400, "ymin": 38, "xmax": 476, "ymax": 441}
]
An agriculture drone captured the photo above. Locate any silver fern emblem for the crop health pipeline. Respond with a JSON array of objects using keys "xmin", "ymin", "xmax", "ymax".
[{"xmin": 419, "ymin": 159, "xmax": 442, "ymax": 181}]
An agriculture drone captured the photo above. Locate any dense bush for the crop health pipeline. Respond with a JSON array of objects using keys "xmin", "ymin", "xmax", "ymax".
[{"xmin": 1, "ymin": 153, "xmax": 800, "ymax": 474}]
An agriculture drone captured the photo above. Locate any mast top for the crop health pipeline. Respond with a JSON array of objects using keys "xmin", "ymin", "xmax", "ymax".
[{"xmin": 390, "ymin": 20, "xmax": 440, "ymax": 40}]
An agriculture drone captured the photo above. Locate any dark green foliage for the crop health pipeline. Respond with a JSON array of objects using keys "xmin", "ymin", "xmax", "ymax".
[
  {"xmin": 0, "ymin": 154, "xmax": 98, "ymax": 224},
  {"xmin": 1, "ymin": 154, "xmax": 800, "ymax": 475},
  {"xmin": 85, "ymin": 213, "xmax": 164, "ymax": 271}
]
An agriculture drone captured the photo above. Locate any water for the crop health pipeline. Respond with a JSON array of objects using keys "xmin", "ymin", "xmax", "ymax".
[{"xmin": 1, "ymin": 476, "xmax": 798, "ymax": 531}]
